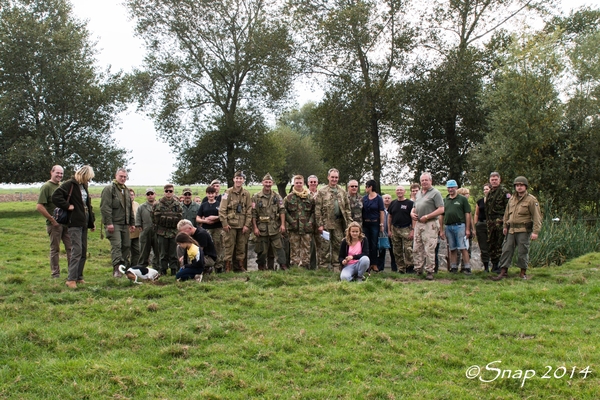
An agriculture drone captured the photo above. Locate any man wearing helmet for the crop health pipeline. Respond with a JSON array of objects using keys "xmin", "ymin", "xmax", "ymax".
[{"xmin": 493, "ymin": 176, "xmax": 542, "ymax": 280}]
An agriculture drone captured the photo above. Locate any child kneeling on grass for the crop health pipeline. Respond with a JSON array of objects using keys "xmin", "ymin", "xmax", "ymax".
[{"xmin": 175, "ymin": 232, "xmax": 205, "ymax": 282}]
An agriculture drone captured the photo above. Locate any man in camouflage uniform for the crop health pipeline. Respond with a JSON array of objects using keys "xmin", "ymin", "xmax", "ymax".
[
  {"xmin": 315, "ymin": 168, "xmax": 352, "ymax": 270},
  {"xmin": 152, "ymin": 184, "xmax": 183, "ymax": 275},
  {"xmin": 347, "ymin": 179, "xmax": 363, "ymax": 226},
  {"xmin": 252, "ymin": 173, "xmax": 287, "ymax": 270},
  {"xmin": 181, "ymin": 187, "xmax": 200, "ymax": 227},
  {"xmin": 219, "ymin": 171, "xmax": 252, "ymax": 272},
  {"xmin": 493, "ymin": 176, "xmax": 542, "ymax": 280},
  {"xmin": 284, "ymin": 175, "xmax": 315, "ymax": 268},
  {"xmin": 485, "ymin": 172, "xmax": 511, "ymax": 273},
  {"xmin": 100, "ymin": 168, "xmax": 135, "ymax": 277},
  {"xmin": 308, "ymin": 175, "xmax": 321, "ymax": 269}
]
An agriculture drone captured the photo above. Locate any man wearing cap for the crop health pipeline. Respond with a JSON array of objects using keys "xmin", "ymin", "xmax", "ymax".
[
  {"xmin": 202, "ymin": 180, "xmax": 222, "ymax": 203},
  {"xmin": 387, "ymin": 186, "xmax": 414, "ymax": 274},
  {"xmin": 100, "ymin": 168, "xmax": 135, "ymax": 277},
  {"xmin": 307, "ymin": 175, "xmax": 321, "ymax": 269},
  {"xmin": 485, "ymin": 172, "xmax": 511, "ymax": 273},
  {"xmin": 315, "ymin": 168, "xmax": 352, "ymax": 270},
  {"xmin": 36, "ymin": 165, "xmax": 72, "ymax": 278},
  {"xmin": 410, "ymin": 172, "xmax": 444, "ymax": 280},
  {"xmin": 181, "ymin": 187, "xmax": 200, "ymax": 227},
  {"xmin": 252, "ymin": 173, "xmax": 287, "ymax": 270},
  {"xmin": 219, "ymin": 171, "xmax": 252, "ymax": 272},
  {"xmin": 152, "ymin": 184, "xmax": 183, "ymax": 275},
  {"xmin": 440, "ymin": 180, "xmax": 472, "ymax": 274},
  {"xmin": 493, "ymin": 176, "xmax": 542, "ymax": 280},
  {"xmin": 136, "ymin": 188, "xmax": 159, "ymax": 268}
]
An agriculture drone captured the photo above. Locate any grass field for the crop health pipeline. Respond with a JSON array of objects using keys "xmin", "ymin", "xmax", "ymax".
[{"xmin": 0, "ymin": 199, "xmax": 598, "ymax": 399}]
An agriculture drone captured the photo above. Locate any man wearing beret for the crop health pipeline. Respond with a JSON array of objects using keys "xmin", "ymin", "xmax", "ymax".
[{"xmin": 219, "ymin": 171, "xmax": 252, "ymax": 272}]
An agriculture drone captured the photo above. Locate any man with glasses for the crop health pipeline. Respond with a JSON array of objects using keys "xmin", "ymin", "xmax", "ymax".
[
  {"xmin": 347, "ymin": 180, "xmax": 363, "ymax": 226},
  {"xmin": 181, "ymin": 187, "xmax": 200, "ymax": 227},
  {"xmin": 315, "ymin": 168, "xmax": 352, "ymax": 270},
  {"xmin": 152, "ymin": 184, "xmax": 183, "ymax": 275},
  {"xmin": 100, "ymin": 168, "xmax": 135, "ymax": 277},
  {"xmin": 136, "ymin": 188, "xmax": 159, "ymax": 268}
]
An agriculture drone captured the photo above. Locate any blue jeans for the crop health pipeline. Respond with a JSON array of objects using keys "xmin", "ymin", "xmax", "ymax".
[
  {"xmin": 175, "ymin": 267, "xmax": 204, "ymax": 281},
  {"xmin": 340, "ymin": 256, "xmax": 370, "ymax": 281},
  {"xmin": 445, "ymin": 223, "xmax": 467, "ymax": 250}
]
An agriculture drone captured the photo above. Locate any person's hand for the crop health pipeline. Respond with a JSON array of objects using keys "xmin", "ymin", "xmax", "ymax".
[
  {"xmin": 411, "ymin": 213, "xmax": 417, "ymax": 221},
  {"xmin": 107, "ymin": 224, "xmax": 115, "ymax": 233},
  {"xmin": 280, "ymin": 224, "xmax": 286, "ymax": 234},
  {"xmin": 68, "ymin": 205, "xmax": 74, "ymax": 211},
  {"xmin": 129, "ymin": 225, "xmax": 136, "ymax": 233},
  {"xmin": 253, "ymin": 227, "xmax": 260, "ymax": 236},
  {"xmin": 318, "ymin": 226, "xmax": 324, "ymax": 234},
  {"xmin": 408, "ymin": 230, "xmax": 414, "ymax": 240},
  {"xmin": 440, "ymin": 230, "xmax": 446, "ymax": 240},
  {"xmin": 242, "ymin": 226, "xmax": 249, "ymax": 234},
  {"xmin": 503, "ymin": 227, "xmax": 507, "ymax": 236},
  {"xmin": 223, "ymin": 225, "xmax": 231, "ymax": 233},
  {"xmin": 531, "ymin": 233, "xmax": 538, "ymax": 240},
  {"xmin": 51, "ymin": 218, "xmax": 60, "ymax": 227}
]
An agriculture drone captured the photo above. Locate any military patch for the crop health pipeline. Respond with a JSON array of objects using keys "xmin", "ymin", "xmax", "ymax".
[
  {"xmin": 506, "ymin": 193, "xmax": 511, "ymax": 198},
  {"xmin": 222, "ymin": 193, "xmax": 228, "ymax": 200}
]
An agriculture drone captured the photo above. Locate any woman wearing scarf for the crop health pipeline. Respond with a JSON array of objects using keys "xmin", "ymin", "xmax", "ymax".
[{"xmin": 284, "ymin": 175, "xmax": 316, "ymax": 268}]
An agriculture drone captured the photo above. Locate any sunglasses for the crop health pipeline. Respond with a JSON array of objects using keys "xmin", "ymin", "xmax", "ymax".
[
  {"xmin": 146, "ymin": 192, "xmax": 155, "ymax": 195},
  {"xmin": 165, "ymin": 190, "xmax": 173, "ymax": 193},
  {"xmin": 183, "ymin": 193, "xmax": 192, "ymax": 196},
  {"xmin": 349, "ymin": 185, "xmax": 358, "ymax": 188}
]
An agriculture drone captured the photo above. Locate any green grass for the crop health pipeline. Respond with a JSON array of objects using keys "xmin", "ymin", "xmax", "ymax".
[{"xmin": 1, "ymin": 201, "xmax": 599, "ymax": 399}]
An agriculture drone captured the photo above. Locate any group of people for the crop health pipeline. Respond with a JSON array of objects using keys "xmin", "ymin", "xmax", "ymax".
[{"xmin": 37, "ymin": 165, "xmax": 542, "ymax": 287}]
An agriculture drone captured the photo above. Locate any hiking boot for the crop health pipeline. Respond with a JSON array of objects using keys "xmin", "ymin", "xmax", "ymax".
[
  {"xmin": 463, "ymin": 269, "xmax": 472, "ymax": 275},
  {"xmin": 225, "ymin": 261, "xmax": 232, "ymax": 273},
  {"xmin": 519, "ymin": 268, "xmax": 528, "ymax": 280},
  {"xmin": 491, "ymin": 263, "xmax": 500, "ymax": 273},
  {"xmin": 112, "ymin": 264, "xmax": 123, "ymax": 278},
  {"xmin": 492, "ymin": 267, "xmax": 508, "ymax": 281},
  {"xmin": 425, "ymin": 273, "xmax": 434, "ymax": 281},
  {"xmin": 279, "ymin": 264, "xmax": 289, "ymax": 271},
  {"xmin": 257, "ymin": 264, "xmax": 266, "ymax": 271},
  {"xmin": 450, "ymin": 267, "xmax": 458, "ymax": 273},
  {"xmin": 483, "ymin": 262, "xmax": 489, "ymax": 273}
]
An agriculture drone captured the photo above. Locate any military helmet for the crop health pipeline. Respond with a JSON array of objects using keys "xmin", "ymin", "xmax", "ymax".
[{"xmin": 513, "ymin": 176, "xmax": 529, "ymax": 188}]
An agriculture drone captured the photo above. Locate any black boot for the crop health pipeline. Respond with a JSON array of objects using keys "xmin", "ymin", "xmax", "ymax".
[
  {"xmin": 491, "ymin": 263, "xmax": 500, "ymax": 273},
  {"xmin": 483, "ymin": 262, "xmax": 489, "ymax": 273}
]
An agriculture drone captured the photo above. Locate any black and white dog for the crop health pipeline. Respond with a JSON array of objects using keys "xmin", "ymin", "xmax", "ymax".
[{"xmin": 119, "ymin": 265, "xmax": 160, "ymax": 284}]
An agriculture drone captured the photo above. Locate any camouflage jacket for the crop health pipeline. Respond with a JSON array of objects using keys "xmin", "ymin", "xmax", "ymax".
[
  {"xmin": 485, "ymin": 185, "xmax": 511, "ymax": 220},
  {"xmin": 284, "ymin": 190, "xmax": 315, "ymax": 234},
  {"xmin": 152, "ymin": 197, "xmax": 183, "ymax": 238},
  {"xmin": 219, "ymin": 187, "xmax": 252, "ymax": 229},
  {"xmin": 348, "ymin": 193, "xmax": 363, "ymax": 224},
  {"xmin": 315, "ymin": 184, "xmax": 351, "ymax": 230},
  {"xmin": 252, "ymin": 189, "xmax": 285, "ymax": 236}
]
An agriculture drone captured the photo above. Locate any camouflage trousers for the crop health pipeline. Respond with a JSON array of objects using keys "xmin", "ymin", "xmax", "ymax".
[
  {"xmin": 222, "ymin": 228, "xmax": 249, "ymax": 262},
  {"xmin": 486, "ymin": 219, "xmax": 505, "ymax": 264},
  {"xmin": 412, "ymin": 220, "xmax": 439, "ymax": 274},
  {"xmin": 206, "ymin": 227, "xmax": 224, "ymax": 270},
  {"xmin": 391, "ymin": 226, "xmax": 413, "ymax": 272},
  {"xmin": 255, "ymin": 232, "xmax": 286, "ymax": 266},
  {"xmin": 318, "ymin": 222, "xmax": 345, "ymax": 269},
  {"xmin": 289, "ymin": 232, "xmax": 311, "ymax": 268}
]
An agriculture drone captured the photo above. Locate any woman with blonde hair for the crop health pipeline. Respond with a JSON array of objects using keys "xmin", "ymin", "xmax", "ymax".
[
  {"xmin": 338, "ymin": 221, "xmax": 370, "ymax": 281},
  {"xmin": 52, "ymin": 165, "xmax": 96, "ymax": 289}
]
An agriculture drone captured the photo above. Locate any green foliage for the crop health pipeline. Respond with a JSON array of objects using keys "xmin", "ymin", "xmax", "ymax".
[
  {"xmin": 127, "ymin": 0, "xmax": 297, "ymax": 186},
  {"xmin": 0, "ymin": 0, "xmax": 131, "ymax": 183},
  {"xmin": 529, "ymin": 203, "xmax": 600, "ymax": 267}
]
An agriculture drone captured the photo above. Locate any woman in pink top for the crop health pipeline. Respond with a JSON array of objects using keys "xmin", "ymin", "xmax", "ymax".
[{"xmin": 338, "ymin": 222, "xmax": 370, "ymax": 281}]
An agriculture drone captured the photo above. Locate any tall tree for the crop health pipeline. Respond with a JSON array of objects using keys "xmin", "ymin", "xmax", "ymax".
[
  {"xmin": 0, "ymin": 0, "xmax": 130, "ymax": 183},
  {"xmin": 396, "ymin": 0, "xmax": 548, "ymax": 184},
  {"xmin": 288, "ymin": 0, "xmax": 416, "ymax": 183},
  {"xmin": 128, "ymin": 0, "xmax": 297, "ymax": 186}
]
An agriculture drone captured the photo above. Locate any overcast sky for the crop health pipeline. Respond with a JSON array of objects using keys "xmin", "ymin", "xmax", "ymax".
[{"xmin": 69, "ymin": 0, "xmax": 592, "ymax": 186}]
